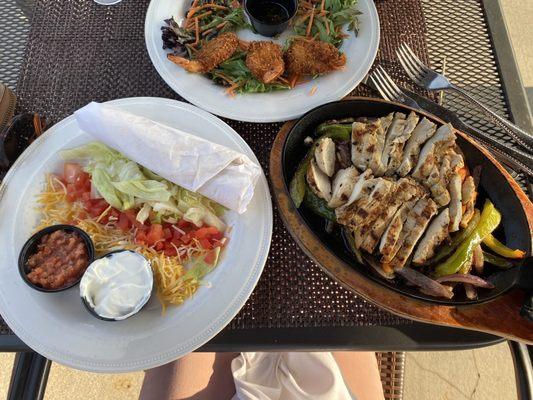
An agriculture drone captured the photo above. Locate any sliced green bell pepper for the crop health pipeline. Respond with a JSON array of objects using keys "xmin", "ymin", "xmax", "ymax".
[
  {"xmin": 483, "ymin": 251, "xmax": 515, "ymax": 269},
  {"xmin": 432, "ymin": 209, "xmax": 481, "ymax": 264},
  {"xmin": 303, "ymin": 184, "xmax": 336, "ymax": 222},
  {"xmin": 289, "ymin": 123, "xmax": 352, "ymax": 208}
]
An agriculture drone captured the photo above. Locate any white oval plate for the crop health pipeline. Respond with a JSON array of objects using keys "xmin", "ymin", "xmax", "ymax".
[
  {"xmin": 145, "ymin": 0, "xmax": 380, "ymax": 122},
  {"xmin": 0, "ymin": 97, "xmax": 272, "ymax": 372}
]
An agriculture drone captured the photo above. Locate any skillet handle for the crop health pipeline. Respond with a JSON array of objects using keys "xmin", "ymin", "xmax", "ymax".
[
  {"xmin": 521, "ymin": 184, "xmax": 533, "ymax": 321},
  {"xmin": 522, "ymin": 294, "xmax": 533, "ymax": 322}
]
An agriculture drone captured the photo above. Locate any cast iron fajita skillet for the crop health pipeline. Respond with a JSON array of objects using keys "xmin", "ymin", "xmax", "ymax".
[{"xmin": 270, "ymin": 98, "xmax": 533, "ymax": 341}]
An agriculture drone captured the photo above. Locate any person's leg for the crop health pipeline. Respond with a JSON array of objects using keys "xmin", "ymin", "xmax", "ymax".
[
  {"xmin": 139, "ymin": 352, "xmax": 238, "ymax": 400},
  {"xmin": 333, "ymin": 352, "xmax": 385, "ymax": 400}
]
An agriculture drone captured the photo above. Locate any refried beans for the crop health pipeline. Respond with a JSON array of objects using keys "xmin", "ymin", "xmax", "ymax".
[{"xmin": 26, "ymin": 230, "xmax": 89, "ymax": 289}]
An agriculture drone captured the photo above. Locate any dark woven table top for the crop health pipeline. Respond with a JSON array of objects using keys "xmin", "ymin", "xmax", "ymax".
[{"xmin": 0, "ymin": 0, "xmax": 477, "ymax": 335}]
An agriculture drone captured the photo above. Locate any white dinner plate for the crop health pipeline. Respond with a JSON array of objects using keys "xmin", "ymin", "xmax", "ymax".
[
  {"xmin": 145, "ymin": 0, "xmax": 380, "ymax": 122},
  {"xmin": 0, "ymin": 97, "xmax": 272, "ymax": 372}
]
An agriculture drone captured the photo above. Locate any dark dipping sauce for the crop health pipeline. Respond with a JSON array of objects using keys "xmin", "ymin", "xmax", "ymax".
[
  {"xmin": 25, "ymin": 230, "xmax": 89, "ymax": 290},
  {"xmin": 248, "ymin": 1, "xmax": 290, "ymax": 24}
]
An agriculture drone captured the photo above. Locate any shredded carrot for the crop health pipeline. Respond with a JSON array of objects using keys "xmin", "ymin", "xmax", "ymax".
[
  {"xmin": 202, "ymin": 27, "xmax": 215, "ymax": 36},
  {"xmin": 289, "ymin": 74, "xmax": 300, "ymax": 88},
  {"xmin": 184, "ymin": 0, "xmax": 200, "ymax": 25},
  {"xmin": 186, "ymin": 43, "xmax": 198, "ymax": 53},
  {"xmin": 193, "ymin": 10, "xmax": 212, "ymax": 20},
  {"xmin": 277, "ymin": 76, "xmax": 290, "ymax": 85},
  {"xmin": 193, "ymin": 17, "xmax": 200, "ymax": 45},
  {"xmin": 309, "ymin": 85, "xmax": 318, "ymax": 96},
  {"xmin": 225, "ymin": 82, "xmax": 241, "ymax": 97},
  {"xmin": 325, "ymin": 18, "xmax": 330, "ymax": 35},
  {"xmin": 189, "ymin": 3, "xmax": 228, "ymax": 17},
  {"xmin": 306, "ymin": 7, "xmax": 315, "ymax": 37},
  {"xmin": 216, "ymin": 21, "xmax": 228, "ymax": 29},
  {"xmin": 320, "ymin": 0, "xmax": 325, "ymax": 12}
]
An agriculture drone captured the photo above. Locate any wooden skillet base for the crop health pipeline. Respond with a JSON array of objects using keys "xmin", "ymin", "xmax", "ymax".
[{"xmin": 270, "ymin": 97, "xmax": 533, "ymax": 344}]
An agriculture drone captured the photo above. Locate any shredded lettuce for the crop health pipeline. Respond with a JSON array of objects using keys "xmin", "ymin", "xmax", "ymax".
[{"xmin": 62, "ymin": 142, "xmax": 226, "ymax": 228}]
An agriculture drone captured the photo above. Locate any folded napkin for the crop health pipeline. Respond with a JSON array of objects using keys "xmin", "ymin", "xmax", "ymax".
[
  {"xmin": 231, "ymin": 352, "xmax": 354, "ymax": 400},
  {"xmin": 74, "ymin": 102, "xmax": 261, "ymax": 214}
]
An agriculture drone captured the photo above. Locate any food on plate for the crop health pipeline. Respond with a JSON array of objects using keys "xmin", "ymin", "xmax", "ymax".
[
  {"xmin": 36, "ymin": 144, "xmax": 227, "ymax": 312},
  {"xmin": 80, "ymin": 251, "xmax": 153, "ymax": 321},
  {"xmin": 24, "ymin": 229, "xmax": 90, "ymax": 290},
  {"xmin": 162, "ymin": 0, "xmax": 359, "ymax": 94},
  {"xmin": 168, "ymin": 31, "xmax": 239, "ymax": 73},
  {"xmin": 74, "ymin": 102, "xmax": 261, "ymax": 215},
  {"xmin": 284, "ymin": 38, "xmax": 347, "ymax": 77},
  {"xmin": 290, "ymin": 112, "xmax": 526, "ymax": 299},
  {"xmin": 245, "ymin": 41, "xmax": 285, "ymax": 84}
]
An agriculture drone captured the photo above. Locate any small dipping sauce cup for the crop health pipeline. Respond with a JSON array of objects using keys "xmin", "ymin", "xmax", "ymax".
[{"xmin": 245, "ymin": 0, "xmax": 298, "ymax": 37}]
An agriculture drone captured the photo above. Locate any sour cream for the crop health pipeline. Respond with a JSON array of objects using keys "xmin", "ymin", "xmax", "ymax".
[{"xmin": 80, "ymin": 251, "xmax": 153, "ymax": 321}]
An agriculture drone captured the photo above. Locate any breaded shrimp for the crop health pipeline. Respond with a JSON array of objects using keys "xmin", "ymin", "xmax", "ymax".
[
  {"xmin": 285, "ymin": 38, "xmax": 346, "ymax": 76},
  {"xmin": 245, "ymin": 41, "xmax": 285, "ymax": 83},
  {"xmin": 167, "ymin": 32, "xmax": 239, "ymax": 73}
]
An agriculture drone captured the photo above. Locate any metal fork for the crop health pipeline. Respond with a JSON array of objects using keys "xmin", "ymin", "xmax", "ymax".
[
  {"xmin": 396, "ymin": 43, "xmax": 533, "ymax": 152},
  {"xmin": 368, "ymin": 66, "xmax": 533, "ymax": 179}
]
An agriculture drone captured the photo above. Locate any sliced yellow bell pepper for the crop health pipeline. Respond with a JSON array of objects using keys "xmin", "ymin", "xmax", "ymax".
[{"xmin": 483, "ymin": 233, "xmax": 526, "ymax": 259}]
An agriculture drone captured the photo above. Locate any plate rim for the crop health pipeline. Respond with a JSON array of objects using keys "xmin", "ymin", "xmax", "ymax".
[
  {"xmin": 144, "ymin": 0, "xmax": 380, "ymax": 123},
  {"xmin": 0, "ymin": 97, "xmax": 273, "ymax": 372}
]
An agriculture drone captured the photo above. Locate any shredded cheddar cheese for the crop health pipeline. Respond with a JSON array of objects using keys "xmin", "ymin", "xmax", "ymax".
[{"xmin": 36, "ymin": 174, "xmax": 211, "ymax": 312}]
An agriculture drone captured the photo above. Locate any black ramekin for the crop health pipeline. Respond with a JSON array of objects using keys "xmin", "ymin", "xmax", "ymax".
[
  {"xmin": 18, "ymin": 224, "xmax": 95, "ymax": 293},
  {"xmin": 244, "ymin": 0, "xmax": 298, "ymax": 37},
  {"xmin": 80, "ymin": 250, "xmax": 153, "ymax": 322}
]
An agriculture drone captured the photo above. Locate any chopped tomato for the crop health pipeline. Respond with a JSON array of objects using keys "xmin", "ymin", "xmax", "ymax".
[
  {"xmin": 154, "ymin": 241, "xmax": 164, "ymax": 251},
  {"xmin": 177, "ymin": 219, "xmax": 193, "ymax": 230},
  {"xmin": 204, "ymin": 249, "xmax": 218, "ymax": 265},
  {"xmin": 193, "ymin": 226, "xmax": 220, "ymax": 240},
  {"xmin": 171, "ymin": 228, "xmax": 182, "ymax": 241},
  {"xmin": 146, "ymin": 224, "xmax": 164, "ymax": 246},
  {"xmin": 163, "ymin": 247, "xmax": 177, "ymax": 256},
  {"xmin": 87, "ymin": 199, "xmax": 109, "ymax": 218},
  {"xmin": 199, "ymin": 237, "xmax": 213, "ymax": 250},
  {"xmin": 163, "ymin": 228, "xmax": 172, "ymax": 240},
  {"xmin": 181, "ymin": 233, "xmax": 192, "ymax": 245},
  {"xmin": 135, "ymin": 231, "xmax": 147, "ymax": 245},
  {"xmin": 63, "ymin": 163, "xmax": 84, "ymax": 184},
  {"xmin": 116, "ymin": 212, "xmax": 132, "ymax": 231}
]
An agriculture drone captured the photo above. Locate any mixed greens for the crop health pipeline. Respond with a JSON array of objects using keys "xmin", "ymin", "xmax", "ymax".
[{"xmin": 162, "ymin": 0, "xmax": 360, "ymax": 94}]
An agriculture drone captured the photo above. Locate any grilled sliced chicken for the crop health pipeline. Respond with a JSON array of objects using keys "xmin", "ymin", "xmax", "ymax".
[
  {"xmin": 336, "ymin": 178, "xmax": 392, "ymax": 232},
  {"xmin": 315, "ymin": 137, "xmax": 336, "ymax": 177},
  {"xmin": 351, "ymin": 122, "xmax": 369, "ymax": 170},
  {"xmin": 336, "ymin": 175, "xmax": 377, "ymax": 225},
  {"xmin": 448, "ymin": 172, "xmax": 463, "ymax": 232},
  {"xmin": 412, "ymin": 208, "xmax": 450, "ymax": 265},
  {"xmin": 328, "ymin": 166, "xmax": 359, "ymax": 208},
  {"xmin": 428, "ymin": 166, "xmax": 451, "ymax": 206},
  {"xmin": 389, "ymin": 197, "xmax": 438, "ymax": 270},
  {"xmin": 307, "ymin": 159, "xmax": 331, "ymax": 202},
  {"xmin": 397, "ymin": 118, "xmax": 437, "ymax": 176},
  {"xmin": 359, "ymin": 178, "xmax": 425, "ymax": 253},
  {"xmin": 411, "ymin": 123, "xmax": 456, "ymax": 180},
  {"xmin": 385, "ymin": 111, "xmax": 419, "ymax": 176},
  {"xmin": 460, "ymin": 175, "xmax": 477, "ymax": 228},
  {"xmin": 379, "ymin": 200, "xmax": 417, "ymax": 263},
  {"xmin": 351, "ymin": 119, "xmax": 387, "ymax": 174},
  {"xmin": 342, "ymin": 179, "xmax": 395, "ymax": 247},
  {"xmin": 352, "ymin": 179, "xmax": 397, "ymax": 248},
  {"xmin": 381, "ymin": 112, "xmax": 406, "ymax": 174},
  {"xmin": 342, "ymin": 169, "xmax": 374, "ymax": 207}
]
